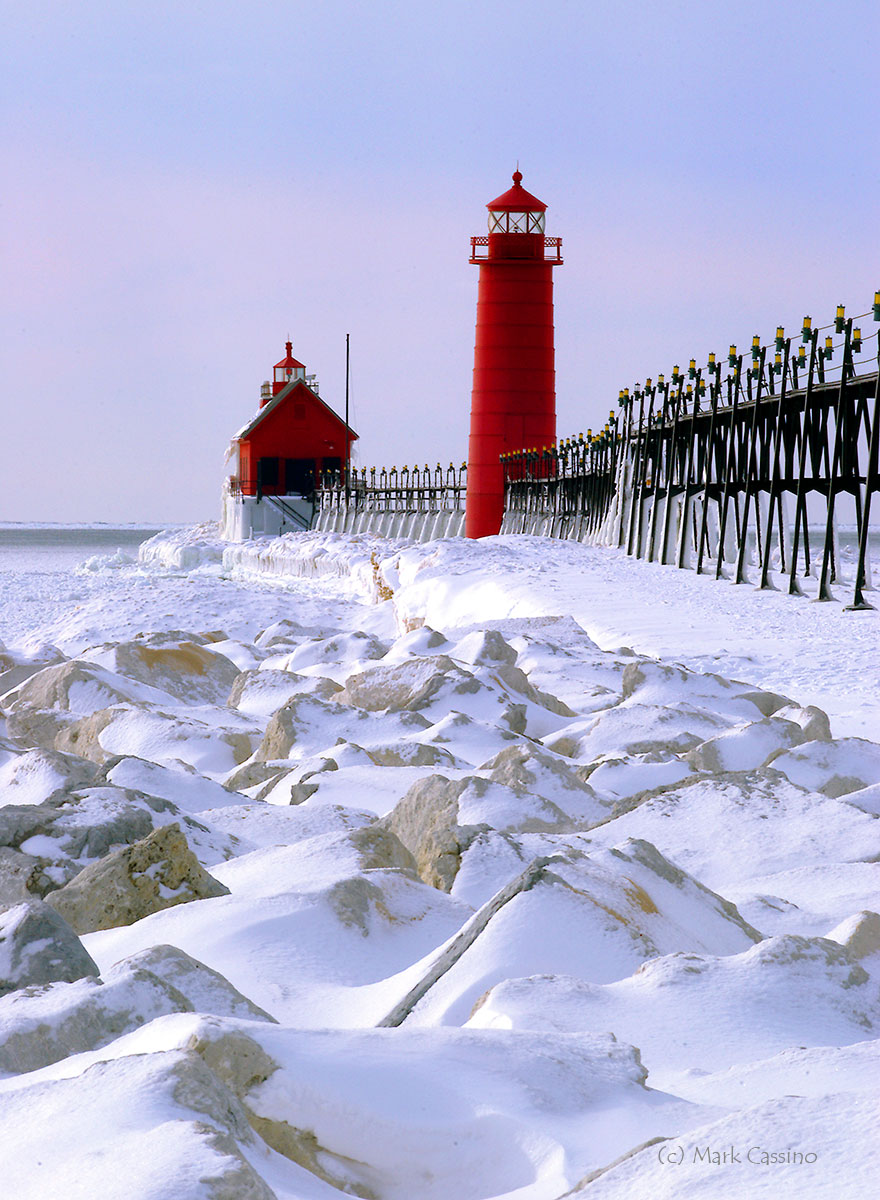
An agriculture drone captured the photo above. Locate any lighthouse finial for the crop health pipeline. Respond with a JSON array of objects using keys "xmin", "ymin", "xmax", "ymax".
[{"xmin": 513, "ymin": 164, "xmax": 522, "ymax": 185}]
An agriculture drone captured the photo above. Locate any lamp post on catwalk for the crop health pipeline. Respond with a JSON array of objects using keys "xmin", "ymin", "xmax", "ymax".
[{"xmin": 465, "ymin": 170, "xmax": 563, "ymax": 538}]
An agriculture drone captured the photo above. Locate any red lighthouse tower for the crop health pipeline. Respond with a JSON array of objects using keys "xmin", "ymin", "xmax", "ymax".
[{"xmin": 465, "ymin": 171, "xmax": 563, "ymax": 538}]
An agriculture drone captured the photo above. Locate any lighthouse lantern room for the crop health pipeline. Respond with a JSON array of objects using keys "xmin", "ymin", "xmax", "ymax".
[{"xmin": 222, "ymin": 341, "xmax": 357, "ymax": 541}]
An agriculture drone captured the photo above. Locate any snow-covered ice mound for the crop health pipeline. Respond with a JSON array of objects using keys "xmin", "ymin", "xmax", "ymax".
[
  {"xmin": 385, "ymin": 838, "xmax": 761, "ymax": 1027},
  {"xmin": 467, "ymin": 933, "xmax": 879, "ymax": 1074}
]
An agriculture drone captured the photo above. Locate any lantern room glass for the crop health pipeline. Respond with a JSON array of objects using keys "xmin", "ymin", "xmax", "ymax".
[
  {"xmin": 488, "ymin": 210, "xmax": 545, "ymax": 234},
  {"xmin": 274, "ymin": 365, "xmax": 305, "ymax": 384}
]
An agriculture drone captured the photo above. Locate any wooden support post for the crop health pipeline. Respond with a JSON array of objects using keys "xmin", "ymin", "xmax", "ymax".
[
  {"xmin": 676, "ymin": 371, "xmax": 702, "ymax": 569},
  {"xmin": 696, "ymin": 371, "xmax": 722, "ymax": 574},
  {"xmin": 817, "ymin": 320, "xmax": 853, "ymax": 601},
  {"xmin": 788, "ymin": 329, "xmax": 819, "ymax": 594},
  {"xmin": 625, "ymin": 390, "xmax": 646, "ymax": 556},
  {"xmin": 759, "ymin": 338, "xmax": 792, "ymax": 589},
  {"xmin": 634, "ymin": 387, "xmax": 657, "ymax": 558},
  {"xmin": 660, "ymin": 381, "xmax": 685, "ymax": 564},
  {"xmin": 715, "ymin": 359, "xmax": 743, "ymax": 579},
  {"xmin": 734, "ymin": 348, "xmax": 767, "ymax": 585},
  {"xmin": 845, "ymin": 341, "xmax": 880, "ymax": 610},
  {"xmin": 647, "ymin": 382, "xmax": 671, "ymax": 561}
]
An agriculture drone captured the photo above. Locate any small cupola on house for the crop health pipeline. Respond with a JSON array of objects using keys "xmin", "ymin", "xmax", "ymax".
[{"xmin": 270, "ymin": 341, "xmax": 307, "ymax": 400}]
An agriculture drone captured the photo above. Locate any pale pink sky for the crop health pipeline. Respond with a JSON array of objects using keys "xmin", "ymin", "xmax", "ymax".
[{"xmin": 3, "ymin": 1, "xmax": 877, "ymax": 521}]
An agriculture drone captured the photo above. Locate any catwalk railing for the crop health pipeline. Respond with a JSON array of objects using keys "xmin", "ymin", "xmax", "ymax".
[
  {"xmin": 315, "ymin": 462, "xmax": 468, "ymax": 515},
  {"xmin": 503, "ymin": 301, "xmax": 880, "ymax": 609}
]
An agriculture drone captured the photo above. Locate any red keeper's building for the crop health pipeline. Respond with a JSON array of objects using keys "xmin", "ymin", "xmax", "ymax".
[
  {"xmin": 466, "ymin": 171, "xmax": 562, "ymax": 538},
  {"xmin": 222, "ymin": 341, "xmax": 357, "ymax": 539}
]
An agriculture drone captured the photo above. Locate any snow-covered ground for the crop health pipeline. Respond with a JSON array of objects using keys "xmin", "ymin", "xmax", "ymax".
[{"xmin": 0, "ymin": 523, "xmax": 877, "ymax": 1198}]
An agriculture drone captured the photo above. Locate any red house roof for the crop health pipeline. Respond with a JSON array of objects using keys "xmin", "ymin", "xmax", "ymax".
[{"xmin": 234, "ymin": 376, "xmax": 358, "ymax": 443}]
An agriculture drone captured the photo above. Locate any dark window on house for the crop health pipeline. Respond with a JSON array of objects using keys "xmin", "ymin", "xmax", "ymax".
[
  {"xmin": 257, "ymin": 457, "xmax": 279, "ymax": 488},
  {"xmin": 323, "ymin": 457, "xmax": 342, "ymax": 475},
  {"xmin": 293, "ymin": 403, "xmax": 306, "ymax": 420},
  {"xmin": 284, "ymin": 458, "xmax": 315, "ymax": 494}
]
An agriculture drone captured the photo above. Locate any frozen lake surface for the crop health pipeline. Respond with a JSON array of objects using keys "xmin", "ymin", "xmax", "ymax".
[{"xmin": 0, "ymin": 525, "xmax": 164, "ymax": 571}]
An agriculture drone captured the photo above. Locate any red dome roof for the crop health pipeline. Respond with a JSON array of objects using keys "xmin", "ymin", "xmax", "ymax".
[
  {"xmin": 486, "ymin": 170, "xmax": 547, "ymax": 212},
  {"xmin": 274, "ymin": 340, "xmax": 306, "ymax": 371}
]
